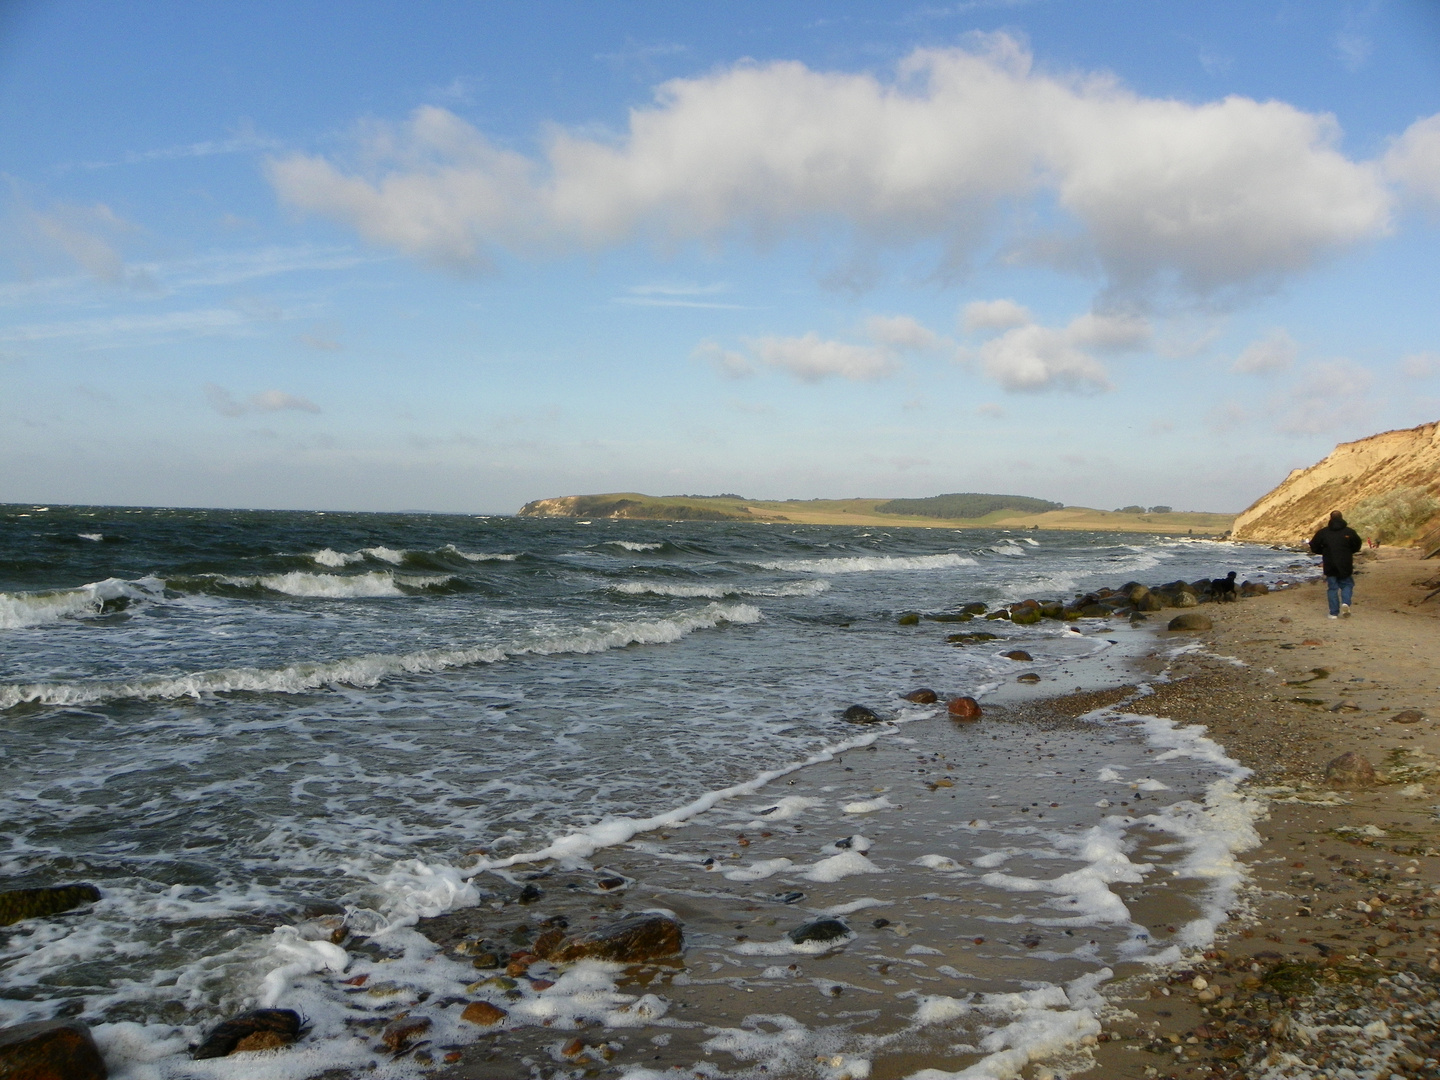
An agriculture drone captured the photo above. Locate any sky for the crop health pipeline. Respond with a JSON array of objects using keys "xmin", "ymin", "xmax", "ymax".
[{"xmin": 2, "ymin": 1, "xmax": 1439, "ymax": 514}]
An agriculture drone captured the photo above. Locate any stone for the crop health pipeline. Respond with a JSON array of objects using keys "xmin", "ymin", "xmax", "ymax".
[
  {"xmin": 535, "ymin": 913, "xmax": 683, "ymax": 964},
  {"xmin": 460, "ymin": 1001, "xmax": 507, "ymax": 1026},
  {"xmin": 983, "ymin": 609, "xmax": 1011, "ymax": 621},
  {"xmin": 1167, "ymin": 613, "xmax": 1213, "ymax": 632},
  {"xmin": 1038, "ymin": 601, "xmax": 1065, "ymax": 619},
  {"xmin": 1010, "ymin": 608, "xmax": 1042, "ymax": 625},
  {"xmin": 947, "ymin": 632, "xmax": 998, "ymax": 644},
  {"xmin": 1324, "ymin": 751, "xmax": 1377, "ymax": 790},
  {"xmin": 1125, "ymin": 583, "xmax": 1151, "ymax": 604},
  {"xmin": 380, "ymin": 1015, "xmax": 431, "ymax": 1053},
  {"xmin": 193, "ymin": 1010, "xmax": 301, "ymax": 1059},
  {"xmin": 1078, "ymin": 604, "xmax": 1111, "ymax": 618},
  {"xmin": 896, "ymin": 612, "xmax": 920, "ymax": 626},
  {"xmin": 1001, "ymin": 650, "xmax": 1032, "ymax": 662},
  {"xmin": 1240, "ymin": 581, "xmax": 1269, "ymax": 597},
  {"xmin": 947, "ymin": 697, "xmax": 982, "ymax": 721},
  {"xmin": 0, "ymin": 884, "xmax": 101, "ymax": 928},
  {"xmin": 841, "ymin": 704, "xmax": 881, "ymax": 723},
  {"xmin": 1136, "ymin": 592, "xmax": 1164, "ymax": 612},
  {"xmin": 903, "ymin": 689, "xmax": 938, "ymax": 704},
  {"xmin": 787, "ymin": 918, "xmax": 852, "ymax": 944},
  {"xmin": 1016, "ymin": 673, "xmax": 1041, "ymax": 684},
  {"xmin": 1169, "ymin": 590, "xmax": 1199, "ymax": 608},
  {"xmin": 961, "ymin": 602, "xmax": 988, "ymax": 615},
  {"xmin": 1392, "ymin": 710, "xmax": 1425, "ymax": 724},
  {"xmin": 922, "ymin": 612, "xmax": 971, "ymax": 622},
  {"xmin": 0, "ymin": 1019, "xmax": 107, "ymax": 1080}
]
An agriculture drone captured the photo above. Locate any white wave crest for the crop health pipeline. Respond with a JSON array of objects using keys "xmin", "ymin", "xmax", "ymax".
[
  {"xmin": 310, "ymin": 548, "xmax": 365, "ymax": 567},
  {"xmin": 441, "ymin": 544, "xmax": 519, "ymax": 561},
  {"xmin": 607, "ymin": 540, "xmax": 665, "ymax": 551},
  {"xmin": 0, "ymin": 602, "xmax": 761, "ymax": 709},
  {"xmin": 612, "ymin": 580, "xmax": 829, "ymax": 599},
  {"xmin": 360, "ymin": 546, "xmax": 406, "ymax": 564},
  {"xmin": 257, "ymin": 571, "xmax": 410, "ymax": 597},
  {"xmin": 78, "ymin": 533, "xmax": 103, "ymax": 542},
  {"xmin": 0, "ymin": 578, "xmax": 157, "ymax": 630},
  {"xmin": 753, "ymin": 553, "xmax": 977, "ymax": 574}
]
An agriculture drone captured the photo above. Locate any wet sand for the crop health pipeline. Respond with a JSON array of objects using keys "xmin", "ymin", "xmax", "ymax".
[{"xmin": 420, "ymin": 549, "xmax": 1440, "ymax": 1080}]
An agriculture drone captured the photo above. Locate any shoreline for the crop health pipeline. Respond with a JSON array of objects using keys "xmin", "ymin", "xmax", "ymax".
[{"xmin": 418, "ymin": 550, "xmax": 1440, "ymax": 1079}]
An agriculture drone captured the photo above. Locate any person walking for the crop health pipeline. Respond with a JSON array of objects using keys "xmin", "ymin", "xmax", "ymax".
[{"xmin": 1308, "ymin": 510, "xmax": 1362, "ymax": 619}]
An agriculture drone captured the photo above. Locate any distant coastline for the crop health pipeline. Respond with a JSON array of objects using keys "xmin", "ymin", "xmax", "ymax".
[{"xmin": 517, "ymin": 492, "xmax": 1237, "ymax": 535}]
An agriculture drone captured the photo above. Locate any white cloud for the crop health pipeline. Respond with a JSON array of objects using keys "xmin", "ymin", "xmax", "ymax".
[
  {"xmin": 1275, "ymin": 359, "xmax": 1374, "ymax": 435},
  {"xmin": 205, "ymin": 384, "xmax": 321, "ymax": 417},
  {"xmin": 1384, "ymin": 113, "xmax": 1440, "ymax": 209},
  {"xmin": 1232, "ymin": 328, "xmax": 1298, "ymax": 374},
  {"xmin": 1334, "ymin": 32, "xmax": 1372, "ymax": 73},
  {"xmin": 865, "ymin": 314, "xmax": 940, "ymax": 350},
  {"xmin": 269, "ymin": 37, "xmax": 1392, "ymax": 296},
  {"xmin": 749, "ymin": 332, "xmax": 898, "ymax": 382},
  {"xmin": 962, "ymin": 298, "xmax": 1031, "ymax": 331},
  {"xmin": 693, "ymin": 340, "xmax": 756, "ymax": 378},
  {"xmin": 1066, "ymin": 311, "xmax": 1150, "ymax": 349},
  {"xmin": 1401, "ymin": 350, "xmax": 1440, "ymax": 378},
  {"xmin": 978, "ymin": 323, "xmax": 1111, "ymax": 392},
  {"xmin": 28, "ymin": 203, "xmax": 154, "ymax": 289}
]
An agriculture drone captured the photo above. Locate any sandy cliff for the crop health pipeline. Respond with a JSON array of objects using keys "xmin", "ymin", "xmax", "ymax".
[{"xmin": 1231, "ymin": 420, "xmax": 1440, "ymax": 544}]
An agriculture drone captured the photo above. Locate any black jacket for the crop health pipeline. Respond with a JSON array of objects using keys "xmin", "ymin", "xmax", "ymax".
[{"xmin": 1309, "ymin": 521, "xmax": 1362, "ymax": 578}]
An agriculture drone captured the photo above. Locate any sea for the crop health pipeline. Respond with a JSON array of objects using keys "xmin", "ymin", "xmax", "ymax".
[{"xmin": 0, "ymin": 505, "xmax": 1309, "ymax": 1079}]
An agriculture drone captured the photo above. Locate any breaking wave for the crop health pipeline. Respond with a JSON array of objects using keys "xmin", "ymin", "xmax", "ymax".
[
  {"xmin": 0, "ymin": 578, "xmax": 162, "ymax": 630},
  {"xmin": 751, "ymin": 553, "xmax": 978, "ymax": 574},
  {"xmin": 612, "ymin": 580, "xmax": 829, "ymax": 599},
  {"xmin": 0, "ymin": 602, "xmax": 761, "ymax": 709}
]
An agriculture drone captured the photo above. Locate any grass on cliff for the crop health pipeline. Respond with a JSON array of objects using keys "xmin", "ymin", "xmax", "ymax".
[{"xmin": 1346, "ymin": 486, "xmax": 1439, "ymax": 545}]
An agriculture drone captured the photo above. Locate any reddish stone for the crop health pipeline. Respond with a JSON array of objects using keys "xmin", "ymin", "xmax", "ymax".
[
  {"xmin": 0, "ymin": 1019, "xmax": 107, "ymax": 1080},
  {"xmin": 380, "ymin": 1015, "xmax": 431, "ymax": 1053},
  {"xmin": 535, "ymin": 913, "xmax": 683, "ymax": 964},
  {"xmin": 460, "ymin": 1001, "xmax": 506, "ymax": 1026},
  {"xmin": 1324, "ymin": 751, "xmax": 1377, "ymax": 789},
  {"xmin": 193, "ymin": 1010, "xmax": 300, "ymax": 1059},
  {"xmin": 947, "ymin": 697, "xmax": 982, "ymax": 721}
]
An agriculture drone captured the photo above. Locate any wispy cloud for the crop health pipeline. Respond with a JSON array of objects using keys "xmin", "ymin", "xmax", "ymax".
[
  {"xmin": 0, "ymin": 308, "xmax": 246, "ymax": 345},
  {"xmin": 74, "ymin": 126, "xmax": 279, "ymax": 171},
  {"xmin": 205, "ymin": 383, "xmax": 321, "ymax": 417},
  {"xmin": 612, "ymin": 282, "xmax": 749, "ymax": 309}
]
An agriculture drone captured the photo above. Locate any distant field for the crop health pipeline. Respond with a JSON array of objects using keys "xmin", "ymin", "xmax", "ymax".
[{"xmin": 517, "ymin": 493, "xmax": 1236, "ymax": 535}]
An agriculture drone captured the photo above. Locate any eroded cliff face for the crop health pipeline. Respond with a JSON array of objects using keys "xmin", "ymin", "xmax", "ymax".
[{"xmin": 1231, "ymin": 421, "xmax": 1440, "ymax": 544}]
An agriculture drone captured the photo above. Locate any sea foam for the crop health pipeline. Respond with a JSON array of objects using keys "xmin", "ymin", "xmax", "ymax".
[{"xmin": 753, "ymin": 553, "xmax": 978, "ymax": 574}]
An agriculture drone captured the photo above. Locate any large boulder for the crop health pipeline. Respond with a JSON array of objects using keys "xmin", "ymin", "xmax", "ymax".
[
  {"xmin": 947, "ymin": 631, "xmax": 998, "ymax": 644},
  {"xmin": 534, "ymin": 913, "xmax": 683, "ymax": 964},
  {"xmin": 1001, "ymin": 650, "xmax": 1032, "ymax": 662},
  {"xmin": 1240, "ymin": 581, "xmax": 1269, "ymax": 597},
  {"xmin": 903, "ymin": 689, "xmax": 938, "ymax": 704},
  {"xmin": 896, "ymin": 612, "xmax": 920, "ymax": 626},
  {"xmin": 1324, "ymin": 752, "xmax": 1377, "ymax": 789},
  {"xmin": 0, "ymin": 884, "xmax": 101, "ymax": 928},
  {"xmin": 1010, "ymin": 608, "xmax": 1042, "ymax": 625},
  {"xmin": 0, "ymin": 1020, "xmax": 107, "ymax": 1080},
  {"xmin": 947, "ymin": 697, "xmax": 982, "ymax": 721},
  {"xmin": 193, "ymin": 1010, "xmax": 302, "ymax": 1059},
  {"xmin": 1168, "ymin": 589, "xmax": 1199, "ymax": 608},
  {"xmin": 961, "ymin": 602, "xmax": 988, "ymax": 615},
  {"xmin": 1167, "ymin": 613, "xmax": 1213, "ymax": 632}
]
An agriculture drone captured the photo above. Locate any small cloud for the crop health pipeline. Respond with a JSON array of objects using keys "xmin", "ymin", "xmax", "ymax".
[
  {"xmin": 727, "ymin": 397, "xmax": 774, "ymax": 415},
  {"xmin": 1207, "ymin": 401, "xmax": 1250, "ymax": 432},
  {"xmin": 748, "ymin": 332, "xmax": 898, "ymax": 382},
  {"xmin": 1198, "ymin": 49, "xmax": 1233, "ymax": 76},
  {"xmin": 1334, "ymin": 31, "xmax": 1372, "ymax": 72},
  {"xmin": 865, "ymin": 314, "xmax": 940, "ymax": 350},
  {"xmin": 205, "ymin": 383, "xmax": 321, "ymax": 416},
  {"xmin": 1401, "ymin": 351, "xmax": 1440, "ymax": 378},
  {"xmin": 29, "ymin": 202, "xmax": 155, "ymax": 289},
  {"xmin": 1232, "ymin": 328, "xmax": 1298, "ymax": 374},
  {"xmin": 1275, "ymin": 359, "xmax": 1374, "ymax": 435},
  {"xmin": 979, "ymin": 324, "xmax": 1111, "ymax": 392},
  {"xmin": 298, "ymin": 333, "xmax": 342, "ymax": 351},
  {"xmin": 73, "ymin": 383, "xmax": 115, "ymax": 403},
  {"xmin": 977, "ymin": 402, "xmax": 1005, "ymax": 418},
  {"xmin": 1148, "ymin": 419, "xmax": 1174, "ymax": 434},
  {"xmin": 962, "ymin": 298, "xmax": 1031, "ymax": 332},
  {"xmin": 614, "ymin": 282, "xmax": 746, "ymax": 309},
  {"xmin": 693, "ymin": 339, "xmax": 755, "ymax": 378},
  {"xmin": 902, "ymin": 396, "xmax": 926, "ymax": 412}
]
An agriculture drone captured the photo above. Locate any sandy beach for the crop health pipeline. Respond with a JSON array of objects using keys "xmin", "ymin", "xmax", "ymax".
[{"xmin": 416, "ymin": 548, "xmax": 1440, "ymax": 1080}]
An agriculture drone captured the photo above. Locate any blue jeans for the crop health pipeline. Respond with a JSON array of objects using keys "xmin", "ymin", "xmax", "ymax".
[{"xmin": 1326, "ymin": 575, "xmax": 1354, "ymax": 616}]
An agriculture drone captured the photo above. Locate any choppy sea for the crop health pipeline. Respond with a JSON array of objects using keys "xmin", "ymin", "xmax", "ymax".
[{"xmin": 0, "ymin": 505, "xmax": 1305, "ymax": 1079}]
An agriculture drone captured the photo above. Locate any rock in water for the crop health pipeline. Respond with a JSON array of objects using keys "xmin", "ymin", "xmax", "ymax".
[
  {"xmin": 0, "ymin": 1019, "xmax": 107, "ymax": 1080},
  {"xmin": 0, "ymin": 884, "xmax": 101, "ymax": 928},
  {"xmin": 903, "ymin": 688, "xmax": 938, "ymax": 704},
  {"xmin": 534, "ymin": 913, "xmax": 683, "ymax": 963},
  {"xmin": 193, "ymin": 1010, "xmax": 302, "ymax": 1059},
  {"xmin": 788, "ymin": 918, "xmax": 852, "ymax": 944},
  {"xmin": 1325, "ymin": 751, "xmax": 1377, "ymax": 789},
  {"xmin": 1001, "ymin": 650, "xmax": 1032, "ymax": 662},
  {"xmin": 841, "ymin": 704, "xmax": 880, "ymax": 723},
  {"xmin": 461, "ymin": 1001, "xmax": 507, "ymax": 1026},
  {"xmin": 380, "ymin": 1015, "xmax": 431, "ymax": 1053},
  {"xmin": 1016, "ymin": 673, "xmax": 1041, "ymax": 683},
  {"xmin": 947, "ymin": 697, "xmax": 982, "ymax": 721},
  {"xmin": 896, "ymin": 612, "xmax": 920, "ymax": 626},
  {"xmin": 1167, "ymin": 613, "xmax": 1213, "ymax": 632}
]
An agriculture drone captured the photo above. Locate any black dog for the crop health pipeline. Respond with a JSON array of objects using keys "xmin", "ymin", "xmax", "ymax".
[{"xmin": 1210, "ymin": 570, "xmax": 1238, "ymax": 601}]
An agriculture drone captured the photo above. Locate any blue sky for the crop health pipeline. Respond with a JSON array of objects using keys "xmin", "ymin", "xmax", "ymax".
[{"xmin": 2, "ymin": 1, "xmax": 1438, "ymax": 514}]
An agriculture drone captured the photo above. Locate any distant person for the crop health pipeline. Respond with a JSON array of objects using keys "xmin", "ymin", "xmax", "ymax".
[{"xmin": 1308, "ymin": 511, "xmax": 1362, "ymax": 619}]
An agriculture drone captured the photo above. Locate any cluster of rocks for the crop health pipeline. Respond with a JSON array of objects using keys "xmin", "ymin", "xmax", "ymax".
[{"xmin": 898, "ymin": 576, "xmax": 1270, "ymax": 629}]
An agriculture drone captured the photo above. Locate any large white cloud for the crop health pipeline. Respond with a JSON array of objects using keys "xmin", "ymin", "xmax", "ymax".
[
  {"xmin": 963, "ymin": 301, "xmax": 1147, "ymax": 392},
  {"xmin": 1384, "ymin": 113, "xmax": 1440, "ymax": 209},
  {"xmin": 268, "ymin": 36, "xmax": 1392, "ymax": 294}
]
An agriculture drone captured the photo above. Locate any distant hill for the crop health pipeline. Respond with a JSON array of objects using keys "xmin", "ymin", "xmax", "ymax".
[
  {"xmin": 875, "ymin": 493, "xmax": 1064, "ymax": 519},
  {"xmin": 1231, "ymin": 421, "xmax": 1440, "ymax": 545},
  {"xmin": 517, "ymin": 492, "xmax": 1235, "ymax": 534}
]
